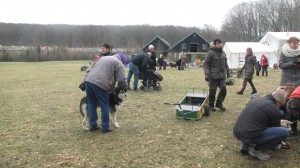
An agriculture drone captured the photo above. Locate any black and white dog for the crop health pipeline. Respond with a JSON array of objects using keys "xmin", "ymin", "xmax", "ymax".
[{"xmin": 80, "ymin": 87, "xmax": 126, "ymax": 130}]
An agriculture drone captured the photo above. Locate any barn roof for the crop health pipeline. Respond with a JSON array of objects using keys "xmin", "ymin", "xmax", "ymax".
[
  {"xmin": 169, "ymin": 32, "xmax": 210, "ymax": 49},
  {"xmin": 142, "ymin": 35, "xmax": 171, "ymax": 50}
]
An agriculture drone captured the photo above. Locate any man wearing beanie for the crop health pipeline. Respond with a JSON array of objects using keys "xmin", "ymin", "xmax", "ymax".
[
  {"xmin": 84, "ymin": 53, "xmax": 128, "ymax": 133},
  {"xmin": 233, "ymin": 88, "xmax": 291, "ymax": 160},
  {"xmin": 203, "ymin": 39, "xmax": 230, "ymax": 111},
  {"xmin": 147, "ymin": 44, "xmax": 157, "ymax": 70}
]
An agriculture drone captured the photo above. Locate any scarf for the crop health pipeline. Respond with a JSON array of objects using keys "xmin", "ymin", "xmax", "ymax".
[
  {"xmin": 282, "ymin": 43, "xmax": 300, "ymax": 57},
  {"xmin": 212, "ymin": 48, "xmax": 223, "ymax": 53}
]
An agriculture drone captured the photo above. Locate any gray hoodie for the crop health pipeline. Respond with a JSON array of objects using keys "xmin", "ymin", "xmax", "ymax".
[{"xmin": 85, "ymin": 56, "xmax": 128, "ymax": 91}]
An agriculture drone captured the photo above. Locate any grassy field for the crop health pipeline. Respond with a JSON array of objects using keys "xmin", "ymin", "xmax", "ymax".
[{"xmin": 0, "ymin": 61, "xmax": 299, "ymax": 168}]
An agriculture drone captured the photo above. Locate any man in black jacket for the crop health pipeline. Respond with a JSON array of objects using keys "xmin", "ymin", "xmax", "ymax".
[
  {"xmin": 203, "ymin": 39, "xmax": 230, "ymax": 111},
  {"xmin": 233, "ymin": 88, "xmax": 291, "ymax": 160},
  {"xmin": 131, "ymin": 52, "xmax": 151, "ymax": 89}
]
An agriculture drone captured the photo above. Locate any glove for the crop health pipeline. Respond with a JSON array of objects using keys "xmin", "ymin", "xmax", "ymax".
[
  {"xmin": 205, "ymin": 77, "xmax": 209, "ymax": 82},
  {"xmin": 79, "ymin": 82, "xmax": 85, "ymax": 91}
]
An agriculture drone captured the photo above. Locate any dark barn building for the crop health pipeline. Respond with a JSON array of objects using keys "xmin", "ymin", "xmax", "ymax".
[
  {"xmin": 142, "ymin": 36, "xmax": 171, "ymax": 58},
  {"xmin": 170, "ymin": 32, "xmax": 210, "ymax": 63}
]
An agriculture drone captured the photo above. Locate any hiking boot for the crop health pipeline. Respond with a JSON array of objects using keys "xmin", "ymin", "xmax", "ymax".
[
  {"xmin": 208, "ymin": 105, "xmax": 216, "ymax": 111},
  {"xmin": 89, "ymin": 125, "xmax": 100, "ymax": 132},
  {"xmin": 100, "ymin": 128, "xmax": 113, "ymax": 133},
  {"xmin": 240, "ymin": 142, "xmax": 249, "ymax": 155},
  {"xmin": 216, "ymin": 104, "xmax": 226, "ymax": 112},
  {"xmin": 248, "ymin": 146, "xmax": 270, "ymax": 160},
  {"xmin": 237, "ymin": 91, "xmax": 243, "ymax": 95}
]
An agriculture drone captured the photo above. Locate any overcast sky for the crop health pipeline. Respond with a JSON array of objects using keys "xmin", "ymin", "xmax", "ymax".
[{"xmin": 1, "ymin": 0, "xmax": 257, "ymax": 29}]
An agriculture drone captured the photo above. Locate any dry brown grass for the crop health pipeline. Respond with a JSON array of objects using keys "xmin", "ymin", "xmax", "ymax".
[{"xmin": 0, "ymin": 61, "xmax": 299, "ymax": 168}]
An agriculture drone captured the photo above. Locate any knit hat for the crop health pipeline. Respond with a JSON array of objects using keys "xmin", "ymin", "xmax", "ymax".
[
  {"xmin": 114, "ymin": 53, "xmax": 128, "ymax": 65},
  {"xmin": 246, "ymin": 47, "xmax": 253, "ymax": 55},
  {"xmin": 272, "ymin": 88, "xmax": 287, "ymax": 105},
  {"xmin": 118, "ymin": 52, "xmax": 128, "ymax": 65},
  {"xmin": 148, "ymin": 44, "xmax": 154, "ymax": 50}
]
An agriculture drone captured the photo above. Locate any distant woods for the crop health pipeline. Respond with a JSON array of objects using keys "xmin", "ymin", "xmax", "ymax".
[{"xmin": 0, "ymin": 0, "xmax": 299, "ymax": 61}]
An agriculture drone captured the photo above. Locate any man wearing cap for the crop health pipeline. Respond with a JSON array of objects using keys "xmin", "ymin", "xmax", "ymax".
[
  {"xmin": 131, "ymin": 52, "xmax": 151, "ymax": 90},
  {"xmin": 233, "ymin": 88, "xmax": 292, "ymax": 160},
  {"xmin": 147, "ymin": 44, "xmax": 157, "ymax": 70},
  {"xmin": 84, "ymin": 53, "xmax": 128, "ymax": 133}
]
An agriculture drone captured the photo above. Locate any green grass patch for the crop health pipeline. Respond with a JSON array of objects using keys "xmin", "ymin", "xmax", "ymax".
[{"xmin": 0, "ymin": 61, "xmax": 299, "ymax": 167}]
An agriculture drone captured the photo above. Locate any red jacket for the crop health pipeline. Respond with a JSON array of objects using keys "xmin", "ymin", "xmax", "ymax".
[
  {"xmin": 260, "ymin": 55, "xmax": 269, "ymax": 66},
  {"xmin": 289, "ymin": 86, "xmax": 300, "ymax": 99}
]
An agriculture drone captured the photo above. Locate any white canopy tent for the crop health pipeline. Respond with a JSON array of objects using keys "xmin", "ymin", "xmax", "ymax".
[
  {"xmin": 259, "ymin": 32, "xmax": 300, "ymax": 56},
  {"xmin": 223, "ymin": 42, "xmax": 276, "ymax": 69}
]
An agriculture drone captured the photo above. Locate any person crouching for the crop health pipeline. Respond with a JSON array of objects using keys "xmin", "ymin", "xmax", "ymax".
[{"xmin": 233, "ymin": 88, "xmax": 291, "ymax": 160}]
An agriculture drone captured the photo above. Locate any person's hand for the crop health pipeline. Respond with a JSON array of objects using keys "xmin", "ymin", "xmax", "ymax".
[
  {"xmin": 293, "ymin": 58, "xmax": 300, "ymax": 66},
  {"xmin": 280, "ymin": 120, "xmax": 292, "ymax": 128},
  {"xmin": 205, "ymin": 77, "xmax": 209, "ymax": 82}
]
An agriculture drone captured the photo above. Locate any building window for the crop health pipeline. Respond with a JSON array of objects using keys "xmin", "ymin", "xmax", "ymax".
[
  {"xmin": 202, "ymin": 44, "xmax": 208, "ymax": 50},
  {"xmin": 181, "ymin": 43, "xmax": 186, "ymax": 49}
]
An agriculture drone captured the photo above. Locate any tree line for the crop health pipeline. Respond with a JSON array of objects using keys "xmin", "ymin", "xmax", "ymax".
[{"xmin": 0, "ymin": 0, "xmax": 299, "ymax": 61}]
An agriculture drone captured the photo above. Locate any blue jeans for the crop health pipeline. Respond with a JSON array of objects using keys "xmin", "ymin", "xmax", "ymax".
[
  {"xmin": 85, "ymin": 82, "xmax": 110, "ymax": 130},
  {"xmin": 127, "ymin": 62, "xmax": 139, "ymax": 90},
  {"xmin": 242, "ymin": 127, "xmax": 289, "ymax": 151}
]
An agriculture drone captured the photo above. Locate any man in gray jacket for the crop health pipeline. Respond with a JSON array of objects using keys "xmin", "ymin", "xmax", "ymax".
[
  {"xmin": 85, "ymin": 53, "xmax": 128, "ymax": 132},
  {"xmin": 204, "ymin": 39, "xmax": 230, "ymax": 111}
]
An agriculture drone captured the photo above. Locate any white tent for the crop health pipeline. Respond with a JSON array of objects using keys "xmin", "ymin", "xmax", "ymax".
[
  {"xmin": 259, "ymin": 32, "xmax": 300, "ymax": 56},
  {"xmin": 223, "ymin": 42, "xmax": 276, "ymax": 69}
]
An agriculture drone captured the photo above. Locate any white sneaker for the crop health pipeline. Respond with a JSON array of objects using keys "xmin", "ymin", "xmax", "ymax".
[{"xmin": 248, "ymin": 146, "xmax": 270, "ymax": 160}]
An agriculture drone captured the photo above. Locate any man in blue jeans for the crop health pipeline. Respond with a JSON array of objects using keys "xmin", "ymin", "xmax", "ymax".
[
  {"xmin": 233, "ymin": 88, "xmax": 291, "ymax": 160},
  {"xmin": 127, "ymin": 55, "xmax": 139, "ymax": 91},
  {"xmin": 85, "ymin": 53, "xmax": 128, "ymax": 133}
]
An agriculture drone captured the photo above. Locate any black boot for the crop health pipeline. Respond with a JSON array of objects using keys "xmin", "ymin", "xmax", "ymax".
[
  {"xmin": 237, "ymin": 91, "xmax": 243, "ymax": 95},
  {"xmin": 216, "ymin": 104, "xmax": 226, "ymax": 112},
  {"xmin": 208, "ymin": 104, "xmax": 216, "ymax": 111}
]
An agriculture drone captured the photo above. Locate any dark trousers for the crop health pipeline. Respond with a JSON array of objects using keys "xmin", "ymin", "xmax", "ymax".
[
  {"xmin": 208, "ymin": 79, "xmax": 227, "ymax": 107},
  {"xmin": 239, "ymin": 78, "xmax": 257, "ymax": 93},
  {"xmin": 262, "ymin": 65, "xmax": 268, "ymax": 76}
]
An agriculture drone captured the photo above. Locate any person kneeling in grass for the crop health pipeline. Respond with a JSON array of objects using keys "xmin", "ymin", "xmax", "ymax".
[{"xmin": 233, "ymin": 87, "xmax": 292, "ymax": 161}]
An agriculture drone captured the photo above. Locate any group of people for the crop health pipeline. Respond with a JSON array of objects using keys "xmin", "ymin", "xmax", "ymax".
[
  {"xmin": 83, "ymin": 43, "xmax": 160, "ymax": 132},
  {"xmin": 127, "ymin": 45, "xmax": 156, "ymax": 91},
  {"xmin": 82, "ymin": 36, "xmax": 300, "ymax": 160},
  {"xmin": 204, "ymin": 37, "xmax": 300, "ymax": 160}
]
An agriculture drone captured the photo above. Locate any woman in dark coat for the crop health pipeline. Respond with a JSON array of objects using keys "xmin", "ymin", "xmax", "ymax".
[
  {"xmin": 237, "ymin": 48, "xmax": 259, "ymax": 95},
  {"xmin": 279, "ymin": 37, "xmax": 300, "ymax": 87}
]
